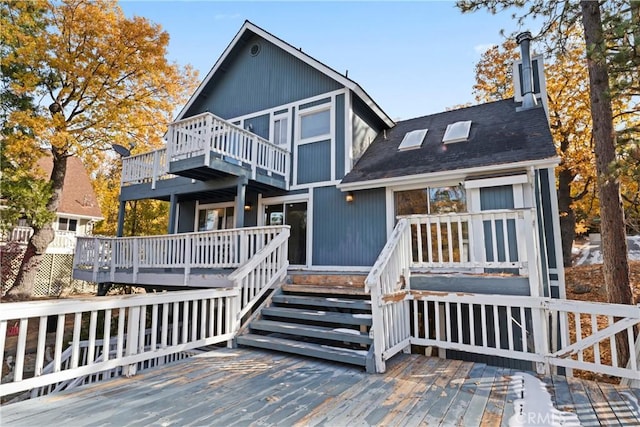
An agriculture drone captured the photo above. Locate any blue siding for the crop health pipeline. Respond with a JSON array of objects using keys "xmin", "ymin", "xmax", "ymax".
[
  {"xmin": 335, "ymin": 94, "xmax": 345, "ymax": 178},
  {"xmin": 535, "ymin": 170, "xmax": 551, "ymax": 297},
  {"xmin": 538, "ymin": 169, "xmax": 557, "ymax": 269},
  {"xmin": 186, "ymin": 34, "xmax": 343, "ymax": 119},
  {"xmin": 298, "ymin": 141, "xmax": 331, "ymax": 184},
  {"xmin": 299, "ymin": 98, "xmax": 331, "ymax": 110},
  {"xmin": 312, "ymin": 187, "xmax": 386, "ymax": 266},
  {"xmin": 351, "ymin": 92, "xmax": 385, "ymax": 165},
  {"xmin": 244, "ymin": 114, "xmax": 270, "ymax": 140}
]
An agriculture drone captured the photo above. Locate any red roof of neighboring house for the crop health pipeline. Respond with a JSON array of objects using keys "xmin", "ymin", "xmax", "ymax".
[{"xmin": 36, "ymin": 156, "xmax": 103, "ymax": 220}]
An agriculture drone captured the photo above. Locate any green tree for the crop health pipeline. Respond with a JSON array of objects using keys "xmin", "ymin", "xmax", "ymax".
[{"xmin": 2, "ymin": 0, "xmax": 197, "ymax": 298}]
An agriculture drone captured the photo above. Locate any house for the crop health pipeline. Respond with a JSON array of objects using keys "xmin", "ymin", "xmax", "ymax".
[
  {"xmin": 1, "ymin": 155, "xmax": 102, "ymax": 295},
  {"xmin": 72, "ymin": 23, "xmax": 564, "ymax": 370}
]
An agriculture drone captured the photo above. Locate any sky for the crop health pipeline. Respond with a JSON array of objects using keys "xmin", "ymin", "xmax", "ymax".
[{"xmin": 118, "ymin": 1, "xmax": 533, "ymax": 121}]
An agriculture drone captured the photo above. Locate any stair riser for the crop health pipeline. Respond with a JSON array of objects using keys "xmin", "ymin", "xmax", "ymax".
[
  {"xmin": 250, "ymin": 321, "xmax": 372, "ymax": 345},
  {"xmin": 261, "ymin": 308, "xmax": 372, "ymax": 326},
  {"xmin": 272, "ymin": 295, "xmax": 372, "ymax": 311}
]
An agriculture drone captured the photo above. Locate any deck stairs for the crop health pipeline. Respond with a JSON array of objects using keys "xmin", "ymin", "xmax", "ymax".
[{"xmin": 236, "ymin": 274, "xmax": 376, "ymax": 371}]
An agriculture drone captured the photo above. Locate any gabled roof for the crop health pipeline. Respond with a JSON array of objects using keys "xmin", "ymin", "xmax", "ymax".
[
  {"xmin": 339, "ymin": 100, "xmax": 558, "ymax": 190},
  {"xmin": 36, "ymin": 156, "xmax": 103, "ymax": 220},
  {"xmin": 175, "ymin": 21, "xmax": 394, "ymax": 128}
]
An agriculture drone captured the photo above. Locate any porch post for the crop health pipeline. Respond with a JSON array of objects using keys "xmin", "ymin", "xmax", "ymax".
[
  {"xmin": 116, "ymin": 200, "xmax": 126, "ymax": 237},
  {"xmin": 235, "ymin": 178, "xmax": 247, "ymax": 228},
  {"xmin": 167, "ymin": 193, "xmax": 178, "ymax": 234}
]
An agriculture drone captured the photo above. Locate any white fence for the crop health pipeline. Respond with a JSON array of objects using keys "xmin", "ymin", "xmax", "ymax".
[
  {"xmin": 121, "ymin": 113, "xmax": 290, "ymax": 187},
  {"xmin": 366, "ymin": 216, "xmax": 640, "ymax": 383},
  {"xmin": 73, "ymin": 226, "xmax": 286, "ymax": 284},
  {"xmin": 2, "ymin": 226, "xmax": 290, "ymax": 398},
  {"xmin": 1, "ymin": 227, "xmax": 77, "ymax": 254}
]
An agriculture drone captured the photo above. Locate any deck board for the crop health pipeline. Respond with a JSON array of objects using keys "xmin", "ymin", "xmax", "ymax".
[{"xmin": 2, "ymin": 348, "xmax": 639, "ymax": 427}]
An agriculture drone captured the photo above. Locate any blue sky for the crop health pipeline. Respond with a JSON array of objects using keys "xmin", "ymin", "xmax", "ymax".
[{"xmin": 119, "ymin": 1, "xmax": 529, "ymax": 121}]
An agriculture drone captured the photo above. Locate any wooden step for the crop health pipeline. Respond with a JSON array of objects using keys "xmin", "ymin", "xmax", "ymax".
[
  {"xmin": 236, "ymin": 334, "xmax": 367, "ymax": 366},
  {"xmin": 281, "ymin": 284, "xmax": 368, "ymax": 296},
  {"xmin": 261, "ymin": 307, "xmax": 373, "ymax": 326},
  {"xmin": 249, "ymin": 319, "xmax": 372, "ymax": 345},
  {"xmin": 272, "ymin": 294, "xmax": 372, "ymax": 311},
  {"xmin": 288, "ymin": 273, "xmax": 366, "ymax": 287}
]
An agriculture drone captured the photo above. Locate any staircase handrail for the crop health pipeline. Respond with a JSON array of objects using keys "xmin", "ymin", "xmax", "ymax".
[{"xmin": 228, "ymin": 226, "xmax": 290, "ymax": 325}]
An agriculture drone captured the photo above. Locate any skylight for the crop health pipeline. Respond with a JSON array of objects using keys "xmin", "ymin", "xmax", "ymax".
[
  {"xmin": 398, "ymin": 129, "xmax": 428, "ymax": 151},
  {"xmin": 442, "ymin": 121, "xmax": 472, "ymax": 144}
]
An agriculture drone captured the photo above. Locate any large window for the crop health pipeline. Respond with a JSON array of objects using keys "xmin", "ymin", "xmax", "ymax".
[
  {"xmin": 395, "ymin": 186, "xmax": 466, "ymax": 216},
  {"xmin": 300, "ymin": 108, "xmax": 330, "ymax": 140},
  {"xmin": 197, "ymin": 206, "xmax": 234, "ymax": 231}
]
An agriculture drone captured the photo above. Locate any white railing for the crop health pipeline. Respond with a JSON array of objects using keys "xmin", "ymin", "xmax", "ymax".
[
  {"xmin": 404, "ymin": 209, "xmax": 536, "ymax": 271},
  {"xmin": 120, "ymin": 148, "xmax": 174, "ymax": 189},
  {"xmin": 121, "ymin": 113, "xmax": 290, "ymax": 188},
  {"xmin": 365, "ymin": 218, "xmax": 413, "ymax": 373},
  {"xmin": 228, "ymin": 226, "xmax": 290, "ymax": 321},
  {"xmin": 0, "ymin": 288, "xmax": 239, "ymax": 397},
  {"xmin": 73, "ymin": 226, "xmax": 286, "ymax": 285},
  {"xmin": 1, "ymin": 227, "xmax": 77, "ymax": 253}
]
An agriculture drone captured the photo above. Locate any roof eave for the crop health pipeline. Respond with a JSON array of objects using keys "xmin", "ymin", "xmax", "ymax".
[
  {"xmin": 337, "ymin": 156, "xmax": 560, "ymax": 192},
  {"xmin": 175, "ymin": 21, "xmax": 395, "ymax": 128}
]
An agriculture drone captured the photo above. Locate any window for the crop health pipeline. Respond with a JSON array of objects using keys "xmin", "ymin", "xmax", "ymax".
[
  {"xmin": 58, "ymin": 218, "xmax": 78, "ymax": 232},
  {"xmin": 395, "ymin": 185, "xmax": 466, "ymax": 216},
  {"xmin": 300, "ymin": 109, "xmax": 330, "ymax": 140},
  {"xmin": 273, "ymin": 116, "xmax": 289, "ymax": 147},
  {"xmin": 398, "ymin": 129, "xmax": 428, "ymax": 151},
  {"xmin": 442, "ymin": 121, "xmax": 472, "ymax": 144},
  {"xmin": 197, "ymin": 207, "xmax": 234, "ymax": 231}
]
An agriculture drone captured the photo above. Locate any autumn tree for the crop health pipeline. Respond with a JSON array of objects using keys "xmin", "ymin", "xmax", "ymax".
[
  {"xmin": 473, "ymin": 31, "xmax": 597, "ymax": 267},
  {"xmin": 1, "ymin": 0, "xmax": 197, "ymax": 298},
  {"xmin": 457, "ymin": 0, "xmax": 637, "ymax": 366}
]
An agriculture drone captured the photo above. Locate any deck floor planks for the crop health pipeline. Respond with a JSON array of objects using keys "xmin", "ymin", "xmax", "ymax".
[
  {"xmin": 597, "ymin": 382, "xmax": 640, "ymax": 425},
  {"xmin": 2, "ymin": 348, "xmax": 639, "ymax": 427},
  {"xmin": 314, "ymin": 352, "xmax": 419, "ymax": 426},
  {"xmin": 479, "ymin": 367, "xmax": 513, "ymax": 426},
  {"xmin": 550, "ymin": 373, "xmax": 576, "ymax": 414},
  {"xmin": 566, "ymin": 376, "xmax": 602, "ymax": 426}
]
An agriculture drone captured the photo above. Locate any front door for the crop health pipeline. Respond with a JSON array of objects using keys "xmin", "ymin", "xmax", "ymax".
[{"xmin": 265, "ymin": 202, "xmax": 307, "ymax": 265}]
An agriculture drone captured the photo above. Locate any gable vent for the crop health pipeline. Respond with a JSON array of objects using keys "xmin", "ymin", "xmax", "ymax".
[
  {"xmin": 250, "ymin": 43, "xmax": 261, "ymax": 56},
  {"xmin": 442, "ymin": 121, "xmax": 472, "ymax": 144},
  {"xmin": 398, "ymin": 129, "xmax": 428, "ymax": 151}
]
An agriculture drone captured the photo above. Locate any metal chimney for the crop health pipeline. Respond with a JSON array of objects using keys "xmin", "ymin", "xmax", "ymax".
[{"xmin": 516, "ymin": 31, "xmax": 538, "ymax": 110}]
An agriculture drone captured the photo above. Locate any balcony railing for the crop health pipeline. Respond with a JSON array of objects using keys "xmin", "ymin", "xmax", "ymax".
[
  {"xmin": 1, "ymin": 226, "xmax": 77, "ymax": 254},
  {"xmin": 121, "ymin": 112, "xmax": 290, "ymax": 188}
]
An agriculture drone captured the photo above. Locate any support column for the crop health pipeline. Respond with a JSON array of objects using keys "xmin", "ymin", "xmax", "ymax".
[
  {"xmin": 116, "ymin": 200, "xmax": 126, "ymax": 237},
  {"xmin": 235, "ymin": 178, "xmax": 247, "ymax": 228},
  {"xmin": 167, "ymin": 193, "xmax": 178, "ymax": 234}
]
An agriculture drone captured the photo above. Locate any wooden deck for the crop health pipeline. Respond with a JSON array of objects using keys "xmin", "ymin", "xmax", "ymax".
[{"xmin": 2, "ymin": 348, "xmax": 639, "ymax": 426}]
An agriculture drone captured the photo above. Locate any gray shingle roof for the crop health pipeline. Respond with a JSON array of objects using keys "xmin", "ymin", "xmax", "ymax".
[{"xmin": 341, "ymin": 99, "xmax": 557, "ymax": 185}]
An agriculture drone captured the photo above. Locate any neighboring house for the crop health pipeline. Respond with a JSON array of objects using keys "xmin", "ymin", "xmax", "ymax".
[
  {"xmin": 72, "ymin": 23, "xmax": 564, "ymax": 370},
  {"xmin": 1, "ymin": 155, "xmax": 102, "ymax": 295}
]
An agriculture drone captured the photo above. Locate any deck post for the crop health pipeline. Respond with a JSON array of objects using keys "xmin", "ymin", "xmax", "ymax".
[
  {"xmin": 116, "ymin": 201, "xmax": 126, "ymax": 237},
  {"xmin": 235, "ymin": 179, "xmax": 247, "ymax": 228},
  {"xmin": 124, "ymin": 305, "xmax": 141, "ymax": 377},
  {"xmin": 167, "ymin": 193, "xmax": 178, "ymax": 234}
]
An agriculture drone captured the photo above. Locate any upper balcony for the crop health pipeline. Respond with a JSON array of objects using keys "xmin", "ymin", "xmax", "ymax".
[{"xmin": 121, "ymin": 112, "xmax": 290, "ymax": 191}]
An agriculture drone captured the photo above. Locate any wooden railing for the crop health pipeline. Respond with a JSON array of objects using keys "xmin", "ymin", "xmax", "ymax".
[
  {"xmin": 120, "ymin": 148, "xmax": 175, "ymax": 189},
  {"xmin": 0, "ymin": 289, "xmax": 239, "ymax": 397},
  {"xmin": 365, "ymin": 218, "xmax": 413, "ymax": 373},
  {"xmin": 229, "ymin": 226, "xmax": 290, "ymax": 321},
  {"xmin": 404, "ymin": 209, "xmax": 536, "ymax": 271},
  {"xmin": 73, "ymin": 226, "xmax": 286, "ymax": 284},
  {"xmin": 121, "ymin": 113, "xmax": 290, "ymax": 187},
  {"xmin": 1, "ymin": 227, "xmax": 77, "ymax": 254},
  {"xmin": 366, "ymin": 212, "xmax": 639, "ymax": 382}
]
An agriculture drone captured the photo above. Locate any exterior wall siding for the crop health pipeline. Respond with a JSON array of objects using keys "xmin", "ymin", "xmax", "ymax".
[
  {"xmin": 186, "ymin": 34, "xmax": 343, "ymax": 120},
  {"xmin": 335, "ymin": 94, "xmax": 345, "ymax": 178},
  {"xmin": 480, "ymin": 186, "xmax": 518, "ymax": 266},
  {"xmin": 312, "ymin": 186, "xmax": 386, "ymax": 266},
  {"xmin": 351, "ymin": 93, "xmax": 385, "ymax": 165},
  {"xmin": 297, "ymin": 141, "xmax": 331, "ymax": 184},
  {"xmin": 244, "ymin": 114, "xmax": 270, "ymax": 140}
]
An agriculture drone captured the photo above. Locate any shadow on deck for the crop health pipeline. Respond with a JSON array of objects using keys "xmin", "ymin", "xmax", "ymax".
[{"xmin": 2, "ymin": 348, "xmax": 639, "ymax": 426}]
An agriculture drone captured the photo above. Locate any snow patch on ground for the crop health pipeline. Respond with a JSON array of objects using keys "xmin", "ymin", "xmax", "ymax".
[
  {"xmin": 332, "ymin": 328, "xmax": 362, "ymax": 335},
  {"xmin": 508, "ymin": 372, "xmax": 580, "ymax": 426},
  {"xmin": 353, "ymin": 314, "xmax": 372, "ymax": 319},
  {"xmin": 573, "ymin": 235, "xmax": 640, "ymax": 266},
  {"xmin": 320, "ymin": 345, "xmax": 368, "ymax": 356}
]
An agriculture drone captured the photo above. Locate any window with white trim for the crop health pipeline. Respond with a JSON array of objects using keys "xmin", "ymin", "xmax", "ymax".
[
  {"xmin": 197, "ymin": 206, "xmax": 235, "ymax": 231},
  {"xmin": 58, "ymin": 217, "xmax": 78, "ymax": 232},
  {"xmin": 272, "ymin": 115, "xmax": 289, "ymax": 148},
  {"xmin": 300, "ymin": 108, "xmax": 330, "ymax": 140}
]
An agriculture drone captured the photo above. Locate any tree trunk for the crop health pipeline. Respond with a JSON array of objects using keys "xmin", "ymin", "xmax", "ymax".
[
  {"xmin": 6, "ymin": 148, "xmax": 68, "ymax": 298},
  {"xmin": 557, "ymin": 167, "xmax": 576, "ymax": 267},
  {"xmin": 581, "ymin": 0, "xmax": 634, "ymax": 366}
]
